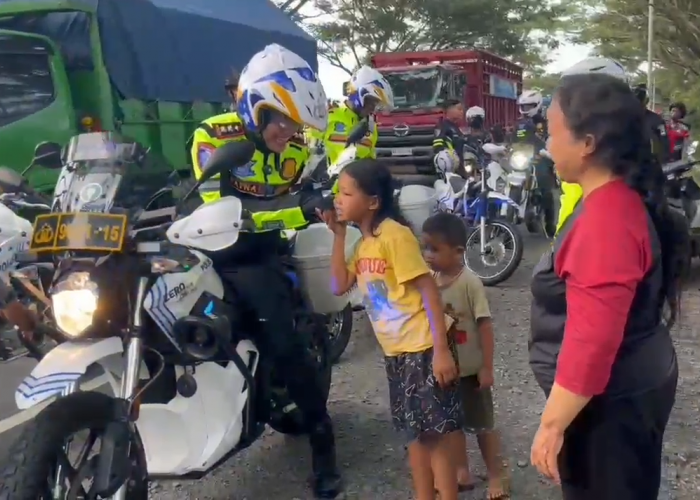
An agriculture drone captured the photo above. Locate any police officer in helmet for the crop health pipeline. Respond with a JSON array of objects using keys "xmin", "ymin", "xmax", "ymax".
[
  {"xmin": 190, "ymin": 44, "xmax": 342, "ymax": 498},
  {"xmin": 514, "ymin": 89, "xmax": 557, "ymax": 237},
  {"xmin": 317, "ymin": 65, "xmax": 394, "ymax": 166}
]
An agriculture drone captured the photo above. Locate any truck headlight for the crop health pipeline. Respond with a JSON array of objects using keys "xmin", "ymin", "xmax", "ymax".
[
  {"xmin": 51, "ymin": 272, "xmax": 99, "ymax": 338},
  {"xmin": 510, "ymin": 152, "xmax": 531, "ymax": 171}
]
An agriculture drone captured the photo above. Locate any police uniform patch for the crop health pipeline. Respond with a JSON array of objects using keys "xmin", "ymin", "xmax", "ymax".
[
  {"xmin": 334, "ymin": 122, "xmax": 346, "ymax": 133},
  {"xmin": 280, "ymin": 158, "xmax": 298, "ymax": 180},
  {"xmin": 233, "ymin": 161, "xmax": 256, "ymax": 178},
  {"xmin": 213, "ymin": 122, "xmax": 244, "ymax": 139},
  {"xmin": 197, "ymin": 143, "xmax": 215, "ymax": 168}
]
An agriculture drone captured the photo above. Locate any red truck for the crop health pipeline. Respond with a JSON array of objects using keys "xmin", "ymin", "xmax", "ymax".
[{"xmin": 365, "ymin": 49, "xmax": 523, "ymax": 183}]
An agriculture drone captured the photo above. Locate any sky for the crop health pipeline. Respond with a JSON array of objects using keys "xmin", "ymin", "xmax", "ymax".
[{"xmin": 317, "ymin": 43, "xmax": 593, "ymax": 99}]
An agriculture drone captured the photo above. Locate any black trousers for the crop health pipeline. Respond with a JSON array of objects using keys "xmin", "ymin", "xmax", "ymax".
[
  {"xmin": 222, "ymin": 259, "xmax": 329, "ymax": 427},
  {"xmin": 559, "ymin": 367, "xmax": 678, "ymax": 500}
]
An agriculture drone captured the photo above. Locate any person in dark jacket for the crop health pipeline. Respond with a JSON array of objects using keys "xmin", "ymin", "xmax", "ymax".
[
  {"xmin": 633, "ymin": 83, "xmax": 671, "ymax": 164},
  {"xmin": 433, "ymin": 99, "xmax": 465, "ymax": 162},
  {"xmin": 529, "ymin": 73, "xmax": 686, "ymax": 500}
]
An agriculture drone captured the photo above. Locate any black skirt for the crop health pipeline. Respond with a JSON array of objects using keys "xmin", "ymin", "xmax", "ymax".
[
  {"xmin": 385, "ymin": 346, "xmax": 463, "ymax": 443},
  {"xmin": 558, "ymin": 366, "xmax": 678, "ymax": 500}
]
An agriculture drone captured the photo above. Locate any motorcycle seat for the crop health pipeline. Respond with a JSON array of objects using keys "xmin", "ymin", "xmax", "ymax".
[{"xmin": 449, "ymin": 176, "xmax": 467, "ymax": 193}]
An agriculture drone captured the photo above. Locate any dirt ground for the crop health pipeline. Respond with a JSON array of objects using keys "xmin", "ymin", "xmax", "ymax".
[{"xmin": 146, "ymin": 233, "xmax": 700, "ymax": 499}]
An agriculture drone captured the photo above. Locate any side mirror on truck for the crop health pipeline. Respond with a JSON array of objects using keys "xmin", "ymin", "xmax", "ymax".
[{"xmin": 32, "ymin": 142, "xmax": 63, "ymax": 170}]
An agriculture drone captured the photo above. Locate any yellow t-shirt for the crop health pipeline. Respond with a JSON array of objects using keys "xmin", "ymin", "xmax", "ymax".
[
  {"xmin": 437, "ymin": 269, "xmax": 491, "ymax": 376},
  {"xmin": 348, "ymin": 218, "xmax": 434, "ymax": 356}
]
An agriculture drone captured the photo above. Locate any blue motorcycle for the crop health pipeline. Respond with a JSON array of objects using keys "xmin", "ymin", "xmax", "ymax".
[{"xmin": 434, "ymin": 149, "xmax": 524, "ymax": 286}]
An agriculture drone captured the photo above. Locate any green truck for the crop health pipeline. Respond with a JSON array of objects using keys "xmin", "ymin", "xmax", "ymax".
[{"xmin": 0, "ymin": 0, "xmax": 317, "ymax": 195}]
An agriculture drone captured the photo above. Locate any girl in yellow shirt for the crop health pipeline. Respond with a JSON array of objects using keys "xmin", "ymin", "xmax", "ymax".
[{"xmin": 320, "ymin": 159, "xmax": 463, "ymax": 500}]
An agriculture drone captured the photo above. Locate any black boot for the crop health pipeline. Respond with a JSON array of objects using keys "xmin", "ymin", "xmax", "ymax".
[{"xmin": 309, "ymin": 416, "xmax": 342, "ymax": 499}]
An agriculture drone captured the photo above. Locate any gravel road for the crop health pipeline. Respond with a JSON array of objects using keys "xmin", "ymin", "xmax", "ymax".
[{"xmin": 146, "ymin": 233, "xmax": 700, "ymax": 500}]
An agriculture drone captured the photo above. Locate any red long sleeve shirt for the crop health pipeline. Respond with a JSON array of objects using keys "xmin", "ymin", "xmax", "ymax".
[{"xmin": 554, "ymin": 180, "xmax": 652, "ymax": 397}]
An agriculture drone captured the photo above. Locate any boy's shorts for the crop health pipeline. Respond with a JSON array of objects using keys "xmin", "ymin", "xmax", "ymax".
[
  {"xmin": 459, "ymin": 375, "xmax": 494, "ymax": 432},
  {"xmin": 385, "ymin": 347, "xmax": 464, "ymax": 443}
]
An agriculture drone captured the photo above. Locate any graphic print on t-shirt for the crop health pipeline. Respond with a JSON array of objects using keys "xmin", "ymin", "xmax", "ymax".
[{"xmin": 444, "ymin": 303, "xmax": 468, "ymax": 344}]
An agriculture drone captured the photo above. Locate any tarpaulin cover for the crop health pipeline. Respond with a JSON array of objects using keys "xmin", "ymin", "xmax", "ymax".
[{"xmin": 0, "ymin": 0, "xmax": 317, "ymax": 102}]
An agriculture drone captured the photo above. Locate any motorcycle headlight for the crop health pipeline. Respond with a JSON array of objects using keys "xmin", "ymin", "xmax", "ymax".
[
  {"xmin": 51, "ymin": 272, "xmax": 99, "ymax": 338},
  {"xmin": 510, "ymin": 152, "xmax": 531, "ymax": 171}
]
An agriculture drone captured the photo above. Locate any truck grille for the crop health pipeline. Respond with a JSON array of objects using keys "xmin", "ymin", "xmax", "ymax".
[{"xmin": 376, "ymin": 125, "xmax": 435, "ymax": 174}]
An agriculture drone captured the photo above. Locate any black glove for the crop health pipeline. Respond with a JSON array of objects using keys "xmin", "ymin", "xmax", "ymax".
[{"xmin": 300, "ymin": 192, "xmax": 334, "ymax": 222}]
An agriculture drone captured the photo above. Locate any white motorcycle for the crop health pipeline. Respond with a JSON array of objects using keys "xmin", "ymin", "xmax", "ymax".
[
  {"xmin": 0, "ymin": 156, "xmax": 54, "ymax": 361},
  {"xmin": 482, "ymin": 142, "xmax": 536, "ymax": 224},
  {"xmin": 0, "ymin": 133, "xmax": 350, "ymax": 499}
]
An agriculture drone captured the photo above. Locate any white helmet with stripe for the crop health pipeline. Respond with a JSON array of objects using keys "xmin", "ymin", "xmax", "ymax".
[
  {"xmin": 347, "ymin": 66, "xmax": 394, "ymax": 111},
  {"xmin": 237, "ymin": 44, "xmax": 328, "ymax": 132},
  {"xmin": 561, "ymin": 57, "xmax": 629, "ymax": 83}
]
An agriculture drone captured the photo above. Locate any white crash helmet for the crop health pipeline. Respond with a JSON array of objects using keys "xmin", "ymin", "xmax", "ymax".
[
  {"xmin": 434, "ymin": 149, "xmax": 459, "ymax": 175},
  {"xmin": 560, "ymin": 57, "xmax": 629, "ymax": 83},
  {"xmin": 347, "ymin": 66, "xmax": 394, "ymax": 111},
  {"xmin": 466, "ymin": 106, "xmax": 485, "ymax": 119},
  {"xmin": 237, "ymin": 44, "xmax": 328, "ymax": 132},
  {"xmin": 518, "ymin": 90, "xmax": 543, "ymax": 118}
]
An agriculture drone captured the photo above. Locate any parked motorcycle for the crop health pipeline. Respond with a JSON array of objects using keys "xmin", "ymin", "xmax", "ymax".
[
  {"xmin": 0, "ymin": 133, "xmax": 344, "ymax": 499},
  {"xmin": 663, "ymin": 157, "xmax": 700, "ymax": 260},
  {"xmin": 434, "ymin": 150, "xmax": 523, "ymax": 286},
  {"xmin": 0, "ymin": 149, "xmax": 55, "ymax": 361}
]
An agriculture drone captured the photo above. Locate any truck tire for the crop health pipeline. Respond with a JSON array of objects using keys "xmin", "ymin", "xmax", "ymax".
[{"xmin": 0, "ymin": 392, "xmax": 148, "ymax": 500}]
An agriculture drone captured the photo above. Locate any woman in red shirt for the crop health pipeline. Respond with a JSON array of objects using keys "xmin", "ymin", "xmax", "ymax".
[{"xmin": 529, "ymin": 73, "xmax": 689, "ymax": 499}]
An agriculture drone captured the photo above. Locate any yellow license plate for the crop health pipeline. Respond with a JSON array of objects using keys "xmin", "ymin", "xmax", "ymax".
[{"xmin": 30, "ymin": 213, "xmax": 127, "ymax": 252}]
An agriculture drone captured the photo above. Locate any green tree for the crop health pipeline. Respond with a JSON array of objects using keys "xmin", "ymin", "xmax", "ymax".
[
  {"xmin": 572, "ymin": 0, "xmax": 700, "ymax": 124},
  {"xmin": 307, "ymin": 0, "xmax": 570, "ymax": 75},
  {"xmin": 523, "ymin": 72, "xmax": 561, "ymax": 95}
]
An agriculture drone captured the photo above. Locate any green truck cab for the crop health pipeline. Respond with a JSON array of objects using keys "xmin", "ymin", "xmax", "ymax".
[{"xmin": 0, "ymin": 0, "xmax": 317, "ymax": 196}]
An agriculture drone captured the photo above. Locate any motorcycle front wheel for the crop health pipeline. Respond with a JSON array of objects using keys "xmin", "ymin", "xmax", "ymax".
[
  {"xmin": 268, "ymin": 313, "xmax": 332, "ymax": 436},
  {"xmin": 0, "ymin": 392, "xmax": 148, "ymax": 500},
  {"xmin": 464, "ymin": 220, "xmax": 524, "ymax": 286},
  {"xmin": 325, "ymin": 304, "xmax": 353, "ymax": 365}
]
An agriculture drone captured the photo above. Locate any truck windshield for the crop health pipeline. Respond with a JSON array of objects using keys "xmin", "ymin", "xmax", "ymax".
[
  {"xmin": 0, "ymin": 43, "xmax": 55, "ymax": 127},
  {"xmin": 381, "ymin": 68, "xmax": 442, "ymax": 110}
]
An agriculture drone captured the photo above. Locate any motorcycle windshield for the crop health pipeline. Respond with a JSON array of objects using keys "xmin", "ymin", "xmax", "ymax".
[{"xmin": 58, "ymin": 133, "xmax": 143, "ymax": 213}]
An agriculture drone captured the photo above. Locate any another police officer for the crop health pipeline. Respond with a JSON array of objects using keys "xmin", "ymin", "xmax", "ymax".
[
  {"xmin": 319, "ymin": 66, "xmax": 393, "ymax": 166},
  {"xmin": 190, "ymin": 44, "xmax": 341, "ymax": 499}
]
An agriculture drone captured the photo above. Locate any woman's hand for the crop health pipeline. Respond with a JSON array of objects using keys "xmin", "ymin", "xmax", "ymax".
[
  {"xmin": 316, "ymin": 208, "xmax": 346, "ymax": 235},
  {"xmin": 530, "ymin": 422, "xmax": 564, "ymax": 484},
  {"xmin": 432, "ymin": 346, "xmax": 458, "ymax": 387}
]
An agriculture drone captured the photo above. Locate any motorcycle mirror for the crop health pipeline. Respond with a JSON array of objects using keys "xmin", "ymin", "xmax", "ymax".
[
  {"xmin": 199, "ymin": 141, "xmax": 255, "ymax": 184},
  {"xmin": 178, "ymin": 141, "xmax": 256, "ymax": 208},
  {"xmin": 345, "ymin": 120, "xmax": 370, "ymax": 147},
  {"xmin": 31, "ymin": 142, "xmax": 63, "ymax": 170}
]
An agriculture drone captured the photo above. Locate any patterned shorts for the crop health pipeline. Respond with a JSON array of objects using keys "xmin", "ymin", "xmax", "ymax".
[{"xmin": 385, "ymin": 346, "xmax": 464, "ymax": 443}]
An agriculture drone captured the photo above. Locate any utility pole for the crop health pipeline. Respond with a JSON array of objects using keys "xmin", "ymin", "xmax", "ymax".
[{"xmin": 647, "ymin": 0, "xmax": 655, "ymax": 109}]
